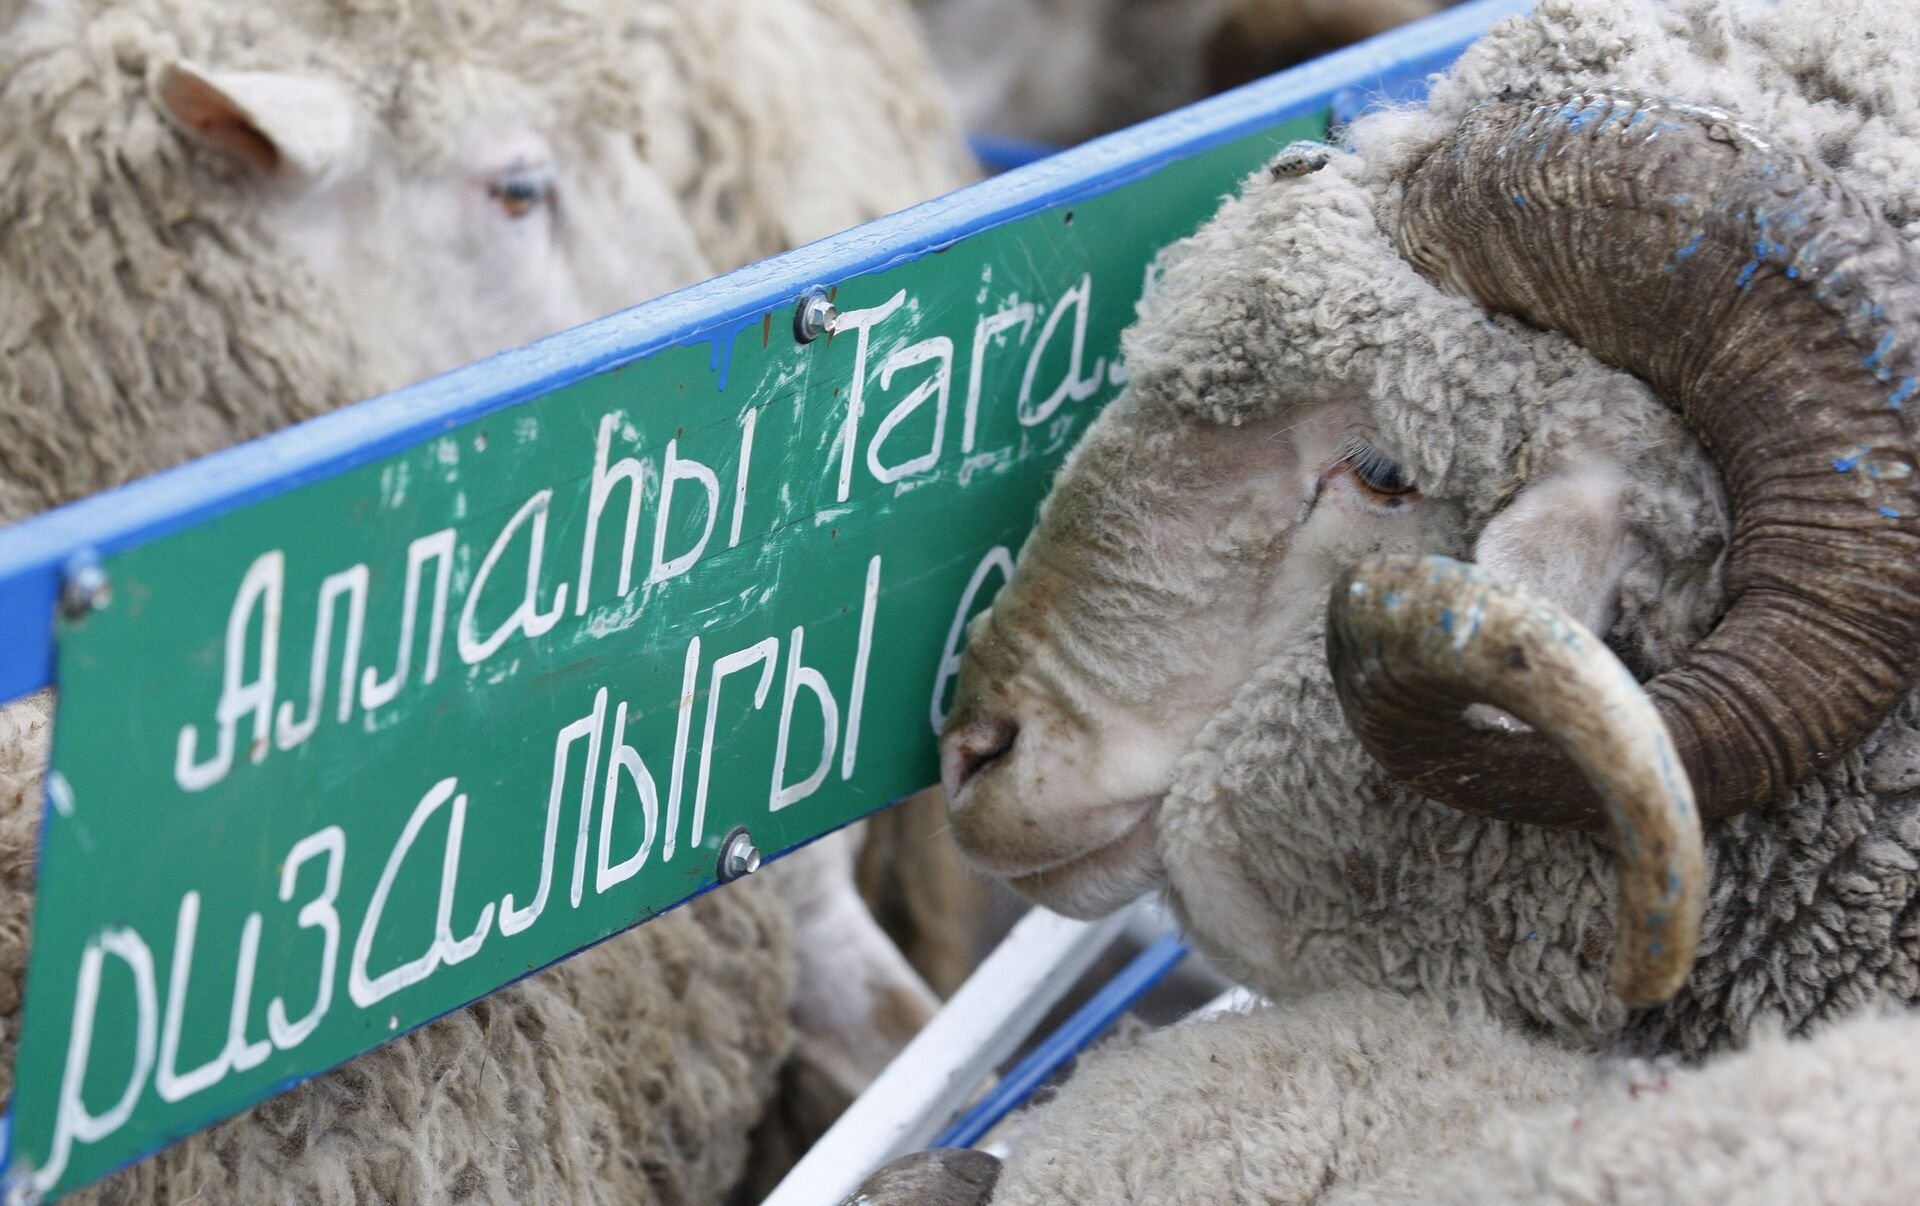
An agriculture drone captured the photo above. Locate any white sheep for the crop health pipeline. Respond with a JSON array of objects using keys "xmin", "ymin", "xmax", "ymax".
[
  {"xmin": 893, "ymin": 0, "xmax": 1920, "ymax": 1197},
  {"xmin": 141, "ymin": 0, "xmax": 983, "ymax": 1111},
  {"xmin": 1, "ymin": 0, "xmax": 976, "ymax": 1195}
]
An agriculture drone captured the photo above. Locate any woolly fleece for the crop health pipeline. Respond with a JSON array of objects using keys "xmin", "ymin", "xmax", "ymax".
[
  {"xmin": 0, "ymin": 0, "xmax": 363, "ymax": 522},
  {"xmin": 988, "ymin": 990, "xmax": 1587, "ymax": 1206},
  {"xmin": 628, "ymin": 0, "xmax": 976, "ymax": 273},
  {"xmin": 1334, "ymin": 1006, "xmax": 1920, "ymax": 1204},
  {"xmin": 989, "ymin": 988, "xmax": 1920, "ymax": 1205}
]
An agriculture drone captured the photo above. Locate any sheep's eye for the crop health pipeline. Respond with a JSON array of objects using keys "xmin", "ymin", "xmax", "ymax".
[
  {"xmin": 488, "ymin": 169, "xmax": 553, "ymax": 219},
  {"xmin": 1337, "ymin": 436, "xmax": 1419, "ymax": 505}
]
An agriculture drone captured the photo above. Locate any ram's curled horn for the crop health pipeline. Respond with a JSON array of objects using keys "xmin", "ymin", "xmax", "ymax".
[
  {"xmin": 1361, "ymin": 89, "xmax": 1920, "ymax": 827},
  {"xmin": 1327, "ymin": 554, "xmax": 1704, "ymax": 1005}
]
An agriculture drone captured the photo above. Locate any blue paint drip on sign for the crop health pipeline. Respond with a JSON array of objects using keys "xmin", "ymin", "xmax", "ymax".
[{"xmin": 709, "ymin": 337, "xmax": 735, "ymax": 391}]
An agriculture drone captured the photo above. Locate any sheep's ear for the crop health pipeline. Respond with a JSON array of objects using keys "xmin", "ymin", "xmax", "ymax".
[
  {"xmin": 152, "ymin": 61, "xmax": 358, "ymax": 187},
  {"xmin": 1471, "ymin": 463, "xmax": 1639, "ymax": 639}
]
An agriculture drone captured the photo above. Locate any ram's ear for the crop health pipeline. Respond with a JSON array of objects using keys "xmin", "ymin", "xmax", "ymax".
[
  {"xmin": 1471, "ymin": 462, "xmax": 1639, "ymax": 639},
  {"xmin": 152, "ymin": 60, "xmax": 359, "ymax": 187}
]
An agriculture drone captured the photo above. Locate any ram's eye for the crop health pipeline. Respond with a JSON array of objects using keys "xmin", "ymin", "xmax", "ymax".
[
  {"xmin": 488, "ymin": 168, "xmax": 554, "ymax": 219},
  {"xmin": 1338, "ymin": 436, "xmax": 1419, "ymax": 505}
]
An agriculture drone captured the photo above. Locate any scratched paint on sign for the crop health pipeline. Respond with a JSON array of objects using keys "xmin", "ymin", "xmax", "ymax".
[{"xmin": 10, "ymin": 113, "xmax": 1326, "ymax": 1197}]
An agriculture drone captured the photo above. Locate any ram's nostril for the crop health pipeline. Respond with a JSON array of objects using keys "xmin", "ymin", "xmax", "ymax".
[{"xmin": 940, "ymin": 717, "xmax": 1020, "ymax": 801}]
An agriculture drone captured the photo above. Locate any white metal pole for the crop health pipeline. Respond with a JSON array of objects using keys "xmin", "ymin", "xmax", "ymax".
[{"xmin": 763, "ymin": 902, "xmax": 1140, "ymax": 1206}]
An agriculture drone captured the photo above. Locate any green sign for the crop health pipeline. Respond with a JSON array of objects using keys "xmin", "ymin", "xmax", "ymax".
[{"xmin": 13, "ymin": 113, "xmax": 1324, "ymax": 1197}]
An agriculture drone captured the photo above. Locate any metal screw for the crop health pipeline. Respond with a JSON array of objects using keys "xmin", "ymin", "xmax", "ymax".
[
  {"xmin": 717, "ymin": 827, "xmax": 762, "ymax": 882},
  {"xmin": 4, "ymin": 1165, "xmax": 43, "ymax": 1206},
  {"xmin": 60, "ymin": 555, "xmax": 110, "ymax": 620},
  {"xmin": 794, "ymin": 287, "xmax": 837, "ymax": 344}
]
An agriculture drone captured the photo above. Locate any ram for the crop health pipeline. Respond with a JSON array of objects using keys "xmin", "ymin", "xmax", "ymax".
[{"xmin": 889, "ymin": 0, "xmax": 1920, "ymax": 1198}]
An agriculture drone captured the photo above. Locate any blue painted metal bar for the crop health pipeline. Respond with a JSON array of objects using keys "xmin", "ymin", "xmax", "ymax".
[
  {"xmin": 931, "ymin": 932, "xmax": 1191, "ymax": 1150},
  {"xmin": 0, "ymin": 0, "xmax": 1530, "ymax": 704},
  {"xmin": 968, "ymin": 132, "xmax": 1065, "ymax": 173}
]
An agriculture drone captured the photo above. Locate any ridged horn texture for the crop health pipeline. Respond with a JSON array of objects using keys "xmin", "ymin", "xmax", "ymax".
[
  {"xmin": 1328, "ymin": 554, "xmax": 1704, "ymax": 1005},
  {"xmin": 841, "ymin": 1149, "xmax": 1002, "ymax": 1206},
  {"xmin": 1366, "ymin": 89, "xmax": 1920, "ymax": 825}
]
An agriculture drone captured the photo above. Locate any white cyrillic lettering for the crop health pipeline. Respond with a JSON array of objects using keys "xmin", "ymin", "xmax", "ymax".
[
  {"xmin": 597, "ymin": 700, "xmax": 660, "ymax": 893},
  {"xmin": 575, "ymin": 412, "xmax": 647, "ymax": 615},
  {"xmin": 569, "ymin": 688, "xmax": 610, "ymax": 909},
  {"xmin": 1019, "ymin": 274, "xmax": 1105, "ymax": 428},
  {"xmin": 458, "ymin": 490, "xmax": 569, "ymax": 665},
  {"xmin": 648, "ymin": 440, "xmax": 720, "ymax": 585},
  {"xmin": 268, "ymin": 826, "xmax": 344, "ymax": 1050},
  {"xmin": 771, "ymin": 625, "xmax": 840, "ymax": 811},
  {"xmin": 867, "ymin": 336, "xmax": 953, "ymax": 485},
  {"xmin": 692, "ymin": 638, "xmax": 778, "ymax": 848},
  {"xmin": 500, "ymin": 694, "xmax": 603, "ymax": 934},
  {"xmin": 842, "ymin": 556, "xmax": 881, "ymax": 780},
  {"xmin": 834, "ymin": 290, "xmax": 909, "ymax": 501},
  {"xmin": 931, "ymin": 547, "xmax": 1015, "ymax": 733},
  {"xmin": 361, "ymin": 529, "xmax": 455, "ymax": 708},
  {"xmin": 176, "ymin": 551, "xmax": 284, "ymax": 791},
  {"xmin": 729, "ymin": 407, "xmax": 757, "ymax": 549},
  {"xmin": 275, "ymin": 565, "xmax": 369, "ymax": 749},
  {"xmin": 965, "ymin": 302, "xmax": 1035, "ymax": 453},
  {"xmin": 157, "ymin": 892, "xmax": 271, "ymax": 1102},
  {"xmin": 351, "ymin": 778, "xmax": 494, "ymax": 1006},
  {"xmin": 39, "ymin": 927, "xmax": 159, "ymax": 1193},
  {"xmin": 224, "ymin": 914, "xmax": 271, "ymax": 1074},
  {"xmin": 664, "ymin": 637, "xmax": 700, "ymax": 863}
]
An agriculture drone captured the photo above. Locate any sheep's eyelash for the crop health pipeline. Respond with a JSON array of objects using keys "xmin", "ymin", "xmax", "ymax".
[
  {"xmin": 1335, "ymin": 434, "xmax": 1413, "ymax": 493},
  {"xmin": 487, "ymin": 162, "xmax": 557, "ymax": 218}
]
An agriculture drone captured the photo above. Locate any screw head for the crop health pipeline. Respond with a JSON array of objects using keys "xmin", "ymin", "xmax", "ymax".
[
  {"xmin": 60, "ymin": 558, "xmax": 110, "ymax": 620},
  {"xmin": 4, "ymin": 1166, "xmax": 42, "ymax": 1206},
  {"xmin": 717, "ymin": 827, "xmax": 762, "ymax": 882},
  {"xmin": 794, "ymin": 288, "xmax": 837, "ymax": 344}
]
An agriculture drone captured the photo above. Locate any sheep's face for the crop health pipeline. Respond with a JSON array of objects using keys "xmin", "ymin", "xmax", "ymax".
[
  {"xmin": 153, "ymin": 61, "xmax": 711, "ymax": 388},
  {"xmin": 941, "ymin": 393, "xmax": 1456, "ymax": 917}
]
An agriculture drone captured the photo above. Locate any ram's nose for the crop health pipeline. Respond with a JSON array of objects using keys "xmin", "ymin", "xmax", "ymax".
[{"xmin": 940, "ymin": 716, "xmax": 1019, "ymax": 804}]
